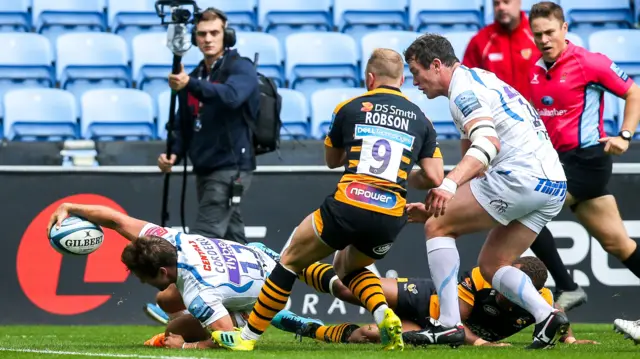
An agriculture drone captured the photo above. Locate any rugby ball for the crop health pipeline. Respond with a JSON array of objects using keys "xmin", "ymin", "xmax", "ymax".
[{"xmin": 49, "ymin": 216, "xmax": 104, "ymax": 255}]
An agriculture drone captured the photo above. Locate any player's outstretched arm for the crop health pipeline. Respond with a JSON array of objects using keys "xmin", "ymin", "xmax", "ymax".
[
  {"xmin": 165, "ymin": 315, "xmax": 235, "ymax": 349},
  {"xmin": 553, "ymin": 303, "xmax": 599, "ymax": 345},
  {"xmin": 447, "ymin": 117, "xmax": 500, "ymax": 187},
  {"xmin": 47, "ymin": 203, "xmax": 147, "ymax": 242},
  {"xmin": 408, "ymin": 157, "xmax": 444, "ymax": 190}
]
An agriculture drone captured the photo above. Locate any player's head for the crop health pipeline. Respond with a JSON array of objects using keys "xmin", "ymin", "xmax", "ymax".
[
  {"xmin": 121, "ymin": 236, "xmax": 178, "ymax": 291},
  {"xmin": 493, "ymin": 0, "xmax": 522, "ymax": 30},
  {"xmin": 194, "ymin": 8, "xmax": 227, "ymax": 60},
  {"xmin": 404, "ymin": 33, "xmax": 460, "ymax": 99},
  {"xmin": 364, "ymin": 48, "xmax": 405, "ymax": 91},
  {"xmin": 529, "ymin": 1, "xmax": 568, "ymax": 62}
]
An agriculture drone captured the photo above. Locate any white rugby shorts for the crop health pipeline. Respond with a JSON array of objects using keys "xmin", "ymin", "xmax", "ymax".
[{"xmin": 470, "ymin": 168, "xmax": 566, "ymax": 233}]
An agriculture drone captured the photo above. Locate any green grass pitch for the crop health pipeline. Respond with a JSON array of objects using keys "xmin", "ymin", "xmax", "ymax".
[{"xmin": 0, "ymin": 324, "xmax": 637, "ymax": 359}]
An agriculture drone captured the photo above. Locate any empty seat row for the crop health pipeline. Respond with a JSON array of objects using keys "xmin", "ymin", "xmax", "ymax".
[{"xmin": 1, "ymin": 0, "xmax": 638, "ymax": 45}]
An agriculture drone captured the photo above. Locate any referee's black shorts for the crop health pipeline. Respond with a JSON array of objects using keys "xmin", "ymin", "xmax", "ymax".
[{"xmin": 558, "ymin": 144, "xmax": 612, "ymax": 207}]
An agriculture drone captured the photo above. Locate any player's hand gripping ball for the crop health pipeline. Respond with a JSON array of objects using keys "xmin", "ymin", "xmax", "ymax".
[{"xmin": 48, "ymin": 209, "xmax": 104, "ymax": 255}]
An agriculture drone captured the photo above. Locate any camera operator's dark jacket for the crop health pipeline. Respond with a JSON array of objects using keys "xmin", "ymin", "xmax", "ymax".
[{"xmin": 171, "ymin": 49, "xmax": 259, "ymax": 175}]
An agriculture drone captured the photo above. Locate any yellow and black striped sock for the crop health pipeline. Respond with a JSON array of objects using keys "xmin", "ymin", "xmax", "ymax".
[
  {"xmin": 342, "ymin": 268, "xmax": 388, "ymax": 315},
  {"xmin": 298, "ymin": 262, "xmax": 337, "ymax": 293},
  {"xmin": 246, "ymin": 263, "xmax": 297, "ymax": 337},
  {"xmin": 313, "ymin": 323, "xmax": 360, "ymax": 343}
]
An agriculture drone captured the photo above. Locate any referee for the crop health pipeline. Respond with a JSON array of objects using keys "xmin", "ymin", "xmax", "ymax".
[{"xmin": 528, "ymin": 2, "xmax": 640, "ymax": 283}]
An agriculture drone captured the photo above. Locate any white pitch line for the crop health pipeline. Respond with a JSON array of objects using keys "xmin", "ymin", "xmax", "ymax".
[{"xmin": 0, "ymin": 348, "xmax": 212, "ymax": 359}]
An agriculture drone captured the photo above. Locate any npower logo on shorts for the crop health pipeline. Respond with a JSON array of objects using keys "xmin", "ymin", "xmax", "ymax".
[{"xmin": 16, "ymin": 194, "xmax": 130, "ymax": 315}]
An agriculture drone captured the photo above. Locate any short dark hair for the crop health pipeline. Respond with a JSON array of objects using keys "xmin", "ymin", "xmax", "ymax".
[
  {"xmin": 514, "ymin": 256, "xmax": 548, "ymax": 290},
  {"xmin": 404, "ymin": 33, "xmax": 459, "ymax": 69},
  {"xmin": 529, "ymin": 1, "xmax": 565, "ymax": 23},
  {"xmin": 121, "ymin": 236, "xmax": 177, "ymax": 278},
  {"xmin": 196, "ymin": 8, "xmax": 227, "ymax": 27}
]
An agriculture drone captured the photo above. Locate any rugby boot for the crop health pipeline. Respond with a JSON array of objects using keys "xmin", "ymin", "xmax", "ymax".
[
  {"xmin": 211, "ymin": 328, "xmax": 256, "ymax": 351},
  {"xmin": 144, "ymin": 333, "xmax": 165, "ymax": 347},
  {"xmin": 144, "ymin": 303, "xmax": 169, "ymax": 325},
  {"xmin": 526, "ymin": 310, "xmax": 570, "ymax": 349},
  {"xmin": 379, "ymin": 308, "xmax": 404, "ymax": 351},
  {"xmin": 271, "ymin": 310, "xmax": 324, "ymax": 335},
  {"xmin": 613, "ymin": 318, "xmax": 640, "ymax": 344},
  {"xmin": 247, "ymin": 242, "xmax": 281, "ymax": 262},
  {"xmin": 402, "ymin": 318, "xmax": 465, "ymax": 348},
  {"xmin": 554, "ymin": 286, "xmax": 588, "ymax": 312}
]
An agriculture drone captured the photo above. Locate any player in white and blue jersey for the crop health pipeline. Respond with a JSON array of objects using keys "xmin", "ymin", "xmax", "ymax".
[
  {"xmin": 402, "ymin": 33, "xmax": 569, "ymax": 349},
  {"xmin": 47, "ymin": 202, "xmax": 320, "ymax": 350}
]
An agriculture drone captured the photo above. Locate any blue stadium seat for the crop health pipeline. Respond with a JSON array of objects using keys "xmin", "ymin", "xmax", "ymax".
[
  {"xmin": 562, "ymin": 0, "xmax": 634, "ymax": 43},
  {"xmin": 603, "ymin": 92, "xmax": 618, "ymax": 136},
  {"xmin": 360, "ymin": 31, "xmax": 418, "ymax": 88},
  {"xmin": 157, "ymin": 89, "xmax": 172, "ymax": 140},
  {"xmin": 81, "ymin": 89, "xmax": 155, "ymax": 140},
  {"xmin": 0, "ymin": 33, "xmax": 54, "ymax": 118},
  {"xmin": 566, "ymin": 32, "xmax": 586, "ymax": 48},
  {"xmin": 310, "ymin": 88, "xmax": 365, "ymax": 139},
  {"xmin": 484, "ymin": 0, "xmax": 559, "ymax": 26},
  {"xmin": 403, "ymin": 88, "xmax": 430, "ymax": 117},
  {"xmin": 589, "ymin": 30, "xmax": 640, "ymax": 79},
  {"xmin": 108, "ymin": 0, "xmax": 165, "ymax": 45},
  {"xmin": 32, "ymin": 0, "xmax": 106, "ymax": 46},
  {"xmin": 3, "ymin": 88, "xmax": 78, "ymax": 141},
  {"xmin": 0, "ymin": 0, "xmax": 30, "ymax": 32},
  {"xmin": 132, "ymin": 32, "xmax": 203, "ymax": 101},
  {"xmin": 234, "ymin": 32, "xmax": 283, "ymax": 86},
  {"xmin": 286, "ymin": 32, "xmax": 360, "ymax": 100},
  {"xmin": 195, "ymin": 0, "xmax": 257, "ymax": 31},
  {"xmin": 258, "ymin": 0, "xmax": 331, "ymax": 46},
  {"xmin": 56, "ymin": 33, "xmax": 131, "ymax": 105},
  {"xmin": 410, "ymin": 0, "xmax": 482, "ymax": 33},
  {"xmin": 617, "ymin": 96, "xmax": 640, "ymax": 139},
  {"xmin": 444, "ymin": 31, "xmax": 476, "ymax": 61},
  {"xmin": 422, "ymin": 94, "xmax": 457, "ymax": 139},
  {"xmin": 334, "ymin": 0, "xmax": 408, "ymax": 43},
  {"xmin": 278, "ymin": 88, "xmax": 309, "ymax": 139}
]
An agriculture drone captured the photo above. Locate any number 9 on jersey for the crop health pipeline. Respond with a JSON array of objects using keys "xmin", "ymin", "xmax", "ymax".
[{"xmin": 354, "ymin": 124, "xmax": 415, "ymax": 182}]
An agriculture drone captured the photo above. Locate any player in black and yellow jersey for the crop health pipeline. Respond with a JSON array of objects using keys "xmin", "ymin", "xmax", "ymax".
[
  {"xmin": 211, "ymin": 48, "xmax": 444, "ymax": 351},
  {"xmin": 275, "ymin": 257, "xmax": 597, "ymax": 347}
]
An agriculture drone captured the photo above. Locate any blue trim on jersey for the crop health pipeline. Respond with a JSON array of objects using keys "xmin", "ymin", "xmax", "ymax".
[
  {"xmin": 466, "ymin": 67, "xmax": 524, "ymax": 122},
  {"xmin": 175, "ymin": 232, "xmax": 183, "ymax": 251},
  {"xmin": 176, "ymin": 262, "xmax": 255, "ymax": 293},
  {"xmin": 580, "ymin": 85, "xmax": 602, "ymax": 148}
]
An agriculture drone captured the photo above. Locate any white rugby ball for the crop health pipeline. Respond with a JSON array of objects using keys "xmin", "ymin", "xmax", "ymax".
[{"xmin": 49, "ymin": 216, "xmax": 104, "ymax": 255}]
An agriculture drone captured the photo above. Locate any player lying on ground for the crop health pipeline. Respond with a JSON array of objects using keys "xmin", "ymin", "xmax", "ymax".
[
  {"xmin": 46, "ymin": 203, "xmax": 319, "ymax": 350},
  {"xmin": 274, "ymin": 257, "xmax": 597, "ymax": 347}
]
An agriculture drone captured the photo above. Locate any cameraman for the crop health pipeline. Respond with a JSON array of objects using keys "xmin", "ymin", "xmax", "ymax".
[{"xmin": 157, "ymin": 8, "xmax": 259, "ymax": 243}]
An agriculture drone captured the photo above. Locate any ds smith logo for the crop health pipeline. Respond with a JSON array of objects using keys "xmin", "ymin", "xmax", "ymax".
[{"xmin": 361, "ymin": 102, "xmax": 373, "ymax": 112}]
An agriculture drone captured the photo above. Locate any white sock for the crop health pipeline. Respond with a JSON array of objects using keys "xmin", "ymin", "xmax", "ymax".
[
  {"xmin": 426, "ymin": 237, "xmax": 461, "ymax": 327},
  {"xmin": 491, "ymin": 265, "xmax": 554, "ymax": 323},
  {"xmin": 241, "ymin": 325, "xmax": 261, "ymax": 341},
  {"xmin": 373, "ymin": 304, "xmax": 390, "ymax": 325}
]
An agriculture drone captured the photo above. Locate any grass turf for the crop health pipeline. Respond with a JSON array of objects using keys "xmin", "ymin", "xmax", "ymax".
[{"xmin": 0, "ymin": 324, "xmax": 637, "ymax": 359}]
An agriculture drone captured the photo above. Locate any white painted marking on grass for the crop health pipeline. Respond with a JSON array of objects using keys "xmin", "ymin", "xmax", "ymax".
[{"xmin": 0, "ymin": 348, "xmax": 211, "ymax": 359}]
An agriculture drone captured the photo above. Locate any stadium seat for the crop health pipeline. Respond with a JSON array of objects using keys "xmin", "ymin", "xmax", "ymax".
[
  {"xmin": 410, "ymin": 0, "xmax": 483, "ymax": 33},
  {"xmin": 0, "ymin": 33, "xmax": 54, "ymax": 118},
  {"xmin": 157, "ymin": 89, "xmax": 174, "ymax": 140},
  {"xmin": 603, "ymin": 92, "xmax": 619, "ymax": 136},
  {"xmin": 415, "ymin": 93, "xmax": 457, "ymax": 139},
  {"xmin": 310, "ymin": 88, "xmax": 365, "ymax": 139},
  {"xmin": 403, "ymin": 88, "xmax": 430, "ymax": 117},
  {"xmin": 566, "ymin": 32, "xmax": 586, "ymax": 48},
  {"xmin": 56, "ymin": 33, "xmax": 131, "ymax": 105},
  {"xmin": 444, "ymin": 31, "xmax": 476, "ymax": 61},
  {"xmin": 234, "ymin": 32, "xmax": 284, "ymax": 86},
  {"xmin": 131, "ymin": 32, "xmax": 203, "ymax": 101},
  {"xmin": 81, "ymin": 89, "xmax": 155, "ymax": 140},
  {"xmin": 562, "ymin": 0, "xmax": 634, "ymax": 43},
  {"xmin": 3, "ymin": 88, "xmax": 78, "ymax": 141},
  {"xmin": 258, "ymin": 0, "xmax": 331, "ymax": 46},
  {"xmin": 286, "ymin": 32, "xmax": 360, "ymax": 100},
  {"xmin": 108, "ymin": 0, "xmax": 165, "ymax": 45},
  {"xmin": 32, "ymin": 0, "xmax": 106, "ymax": 46},
  {"xmin": 334, "ymin": 0, "xmax": 408, "ymax": 43},
  {"xmin": 589, "ymin": 30, "xmax": 640, "ymax": 79},
  {"xmin": 195, "ymin": 0, "xmax": 257, "ymax": 31},
  {"xmin": 0, "ymin": 0, "xmax": 30, "ymax": 32},
  {"xmin": 360, "ymin": 31, "xmax": 418, "ymax": 87},
  {"xmin": 278, "ymin": 88, "xmax": 310, "ymax": 139}
]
